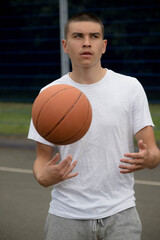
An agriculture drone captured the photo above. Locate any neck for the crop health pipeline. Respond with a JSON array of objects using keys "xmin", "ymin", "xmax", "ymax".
[{"xmin": 69, "ymin": 65, "xmax": 106, "ymax": 84}]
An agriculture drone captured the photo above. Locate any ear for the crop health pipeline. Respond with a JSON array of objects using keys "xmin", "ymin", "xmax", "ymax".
[
  {"xmin": 102, "ymin": 39, "xmax": 107, "ymax": 54},
  {"xmin": 62, "ymin": 39, "xmax": 68, "ymax": 54}
]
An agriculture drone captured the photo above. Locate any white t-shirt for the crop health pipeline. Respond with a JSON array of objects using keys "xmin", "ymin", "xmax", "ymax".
[{"xmin": 28, "ymin": 69, "xmax": 154, "ymax": 219}]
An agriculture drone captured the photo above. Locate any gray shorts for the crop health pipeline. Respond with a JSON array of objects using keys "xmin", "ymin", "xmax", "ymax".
[{"xmin": 44, "ymin": 207, "xmax": 142, "ymax": 240}]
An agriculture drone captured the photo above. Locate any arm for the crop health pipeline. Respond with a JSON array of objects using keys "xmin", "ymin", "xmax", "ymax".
[
  {"xmin": 33, "ymin": 142, "xmax": 78, "ymax": 187},
  {"xmin": 119, "ymin": 126, "xmax": 160, "ymax": 173}
]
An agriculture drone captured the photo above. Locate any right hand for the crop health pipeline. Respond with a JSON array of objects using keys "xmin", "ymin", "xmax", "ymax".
[{"xmin": 38, "ymin": 153, "xmax": 78, "ymax": 187}]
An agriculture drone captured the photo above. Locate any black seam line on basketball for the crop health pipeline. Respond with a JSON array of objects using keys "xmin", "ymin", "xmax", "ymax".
[
  {"xmin": 49, "ymin": 99, "xmax": 90, "ymax": 145},
  {"xmin": 36, "ymin": 86, "xmax": 72, "ymax": 130},
  {"xmin": 55, "ymin": 98, "xmax": 90, "ymax": 144},
  {"xmin": 50, "ymin": 98, "xmax": 90, "ymax": 144},
  {"xmin": 45, "ymin": 92, "xmax": 83, "ymax": 138}
]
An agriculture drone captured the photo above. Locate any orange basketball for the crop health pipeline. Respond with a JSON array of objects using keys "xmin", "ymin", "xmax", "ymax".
[{"xmin": 32, "ymin": 84, "xmax": 92, "ymax": 145}]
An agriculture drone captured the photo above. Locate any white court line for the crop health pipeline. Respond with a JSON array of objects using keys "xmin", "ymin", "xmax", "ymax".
[
  {"xmin": 0, "ymin": 166, "xmax": 32, "ymax": 174},
  {"xmin": 0, "ymin": 167, "xmax": 160, "ymax": 187},
  {"xmin": 135, "ymin": 179, "xmax": 160, "ymax": 186}
]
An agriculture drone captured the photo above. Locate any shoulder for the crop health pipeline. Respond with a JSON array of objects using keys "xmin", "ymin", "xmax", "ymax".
[
  {"xmin": 108, "ymin": 69, "xmax": 137, "ymax": 83},
  {"xmin": 108, "ymin": 69, "xmax": 143, "ymax": 89}
]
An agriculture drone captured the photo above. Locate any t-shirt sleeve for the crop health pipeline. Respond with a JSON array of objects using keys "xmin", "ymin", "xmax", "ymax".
[
  {"xmin": 28, "ymin": 119, "xmax": 54, "ymax": 147},
  {"xmin": 132, "ymin": 80, "xmax": 154, "ymax": 135}
]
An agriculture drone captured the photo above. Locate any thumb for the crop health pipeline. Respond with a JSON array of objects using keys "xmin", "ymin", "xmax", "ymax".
[
  {"xmin": 138, "ymin": 140, "xmax": 147, "ymax": 151},
  {"xmin": 49, "ymin": 153, "xmax": 60, "ymax": 166}
]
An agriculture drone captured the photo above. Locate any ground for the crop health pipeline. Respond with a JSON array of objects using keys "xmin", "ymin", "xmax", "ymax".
[{"xmin": 0, "ymin": 138, "xmax": 160, "ymax": 240}]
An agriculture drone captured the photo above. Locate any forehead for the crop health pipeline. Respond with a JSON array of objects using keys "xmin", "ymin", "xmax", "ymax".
[{"xmin": 68, "ymin": 21, "xmax": 102, "ymax": 35}]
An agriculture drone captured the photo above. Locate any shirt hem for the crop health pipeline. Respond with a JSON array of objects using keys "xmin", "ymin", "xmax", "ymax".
[{"xmin": 48, "ymin": 201, "xmax": 136, "ymax": 220}]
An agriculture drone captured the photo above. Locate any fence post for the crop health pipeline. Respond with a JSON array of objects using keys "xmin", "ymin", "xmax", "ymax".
[{"xmin": 59, "ymin": 0, "xmax": 69, "ymax": 76}]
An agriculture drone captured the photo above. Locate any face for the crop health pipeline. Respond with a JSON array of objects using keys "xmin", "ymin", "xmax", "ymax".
[{"xmin": 62, "ymin": 21, "xmax": 107, "ymax": 69}]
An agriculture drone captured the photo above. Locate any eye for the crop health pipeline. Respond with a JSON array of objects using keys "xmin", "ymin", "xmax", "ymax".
[
  {"xmin": 93, "ymin": 35, "xmax": 99, "ymax": 38},
  {"xmin": 90, "ymin": 34, "xmax": 99, "ymax": 39},
  {"xmin": 75, "ymin": 35, "xmax": 81, "ymax": 38},
  {"xmin": 73, "ymin": 34, "xmax": 83, "ymax": 39}
]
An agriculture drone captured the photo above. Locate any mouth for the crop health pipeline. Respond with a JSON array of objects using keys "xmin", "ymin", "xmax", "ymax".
[{"xmin": 80, "ymin": 51, "xmax": 93, "ymax": 57}]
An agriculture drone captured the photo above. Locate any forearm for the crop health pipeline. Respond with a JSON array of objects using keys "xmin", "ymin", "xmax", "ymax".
[
  {"xmin": 34, "ymin": 142, "xmax": 55, "ymax": 187},
  {"xmin": 33, "ymin": 158, "xmax": 52, "ymax": 187}
]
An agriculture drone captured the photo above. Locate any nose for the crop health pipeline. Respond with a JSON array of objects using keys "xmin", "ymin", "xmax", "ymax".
[{"xmin": 83, "ymin": 37, "xmax": 91, "ymax": 47}]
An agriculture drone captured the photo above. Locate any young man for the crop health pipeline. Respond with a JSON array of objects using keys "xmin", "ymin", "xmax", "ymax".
[{"xmin": 28, "ymin": 12, "xmax": 160, "ymax": 240}]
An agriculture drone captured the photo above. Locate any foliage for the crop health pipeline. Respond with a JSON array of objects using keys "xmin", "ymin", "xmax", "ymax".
[{"xmin": 0, "ymin": 103, "xmax": 159, "ymax": 148}]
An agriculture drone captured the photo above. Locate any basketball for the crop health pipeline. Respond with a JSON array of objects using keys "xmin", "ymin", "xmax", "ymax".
[{"xmin": 31, "ymin": 84, "xmax": 92, "ymax": 145}]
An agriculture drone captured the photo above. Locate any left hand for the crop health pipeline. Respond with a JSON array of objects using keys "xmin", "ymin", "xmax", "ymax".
[{"xmin": 119, "ymin": 140, "xmax": 150, "ymax": 174}]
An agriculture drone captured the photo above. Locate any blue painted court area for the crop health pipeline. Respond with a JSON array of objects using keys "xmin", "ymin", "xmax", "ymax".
[{"xmin": 0, "ymin": 139, "xmax": 160, "ymax": 240}]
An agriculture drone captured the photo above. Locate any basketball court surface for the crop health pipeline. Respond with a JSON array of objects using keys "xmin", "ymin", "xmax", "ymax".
[{"xmin": 0, "ymin": 138, "xmax": 160, "ymax": 240}]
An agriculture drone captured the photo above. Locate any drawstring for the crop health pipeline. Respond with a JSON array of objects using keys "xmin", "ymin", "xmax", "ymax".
[
  {"xmin": 98, "ymin": 219, "xmax": 104, "ymax": 227},
  {"xmin": 92, "ymin": 218, "xmax": 104, "ymax": 232},
  {"xmin": 92, "ymin": 220, "xmax": 97, "ymax": 231}
]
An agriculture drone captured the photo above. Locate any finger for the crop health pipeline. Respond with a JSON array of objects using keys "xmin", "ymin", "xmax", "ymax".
[
  {"xmin": 58, "ymin": 155, "xmax": 73, "ymax": 176},
  {"xmin": 120, "ymin": 158, "xmax": 144, "ymax": 165},
  {"xmin": 63, "ymin": 161, "xmax": 78, "ymax": 178},
  {"xmin": 138, "ymin": 140, "xmax": 147, "ymax": 150},
  {"xmin": 124, "ymin": 152, "xmax": 143, "ymax": 159},
  {"xmin": 66, "ymin": 172, "xmax": 79, "ymax": 179},
  {"xmin": 119, "ymin": 169, "xmax": 133, "ymax": 174},
  {"xmin": 120, "ymin": 168, "xmax": 142, "ymax": 174},
  {"xmin": 49, "ymin": 153, "xmax": 60, "ymax": 166},
  {"xmin": 66, "ymin": 161, "xmax": 79, "ymax": 179},
  {"xmin": 59, "ymin": 155, "xmax": 72, "ymax": 169},
  {"xmin": 119, "ymin": 163, "xmax": 143, "ymax": 173}
]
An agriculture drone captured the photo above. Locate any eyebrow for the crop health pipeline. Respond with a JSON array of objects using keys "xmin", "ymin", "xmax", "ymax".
[{"xmin": 72, "ymin": 32, "xmax": 101, "ymax": 36}]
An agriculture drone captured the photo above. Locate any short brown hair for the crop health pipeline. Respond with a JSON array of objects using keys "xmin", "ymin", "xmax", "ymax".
[{"xmin": 64, "ymin": 12, "xmax": 104, "ymax": 39}]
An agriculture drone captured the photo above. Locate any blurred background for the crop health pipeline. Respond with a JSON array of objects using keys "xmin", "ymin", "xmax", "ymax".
[
  {"xmin": 0, "ymin": 1, "xmax": 160, "ymax": 240},
  {"xmin": 0, "ymin": 0, "xmax": 160, "ymax": 142},
  {"xmin": 0, "ymin": 0, "xmax": 160, "ymax": 103}
]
